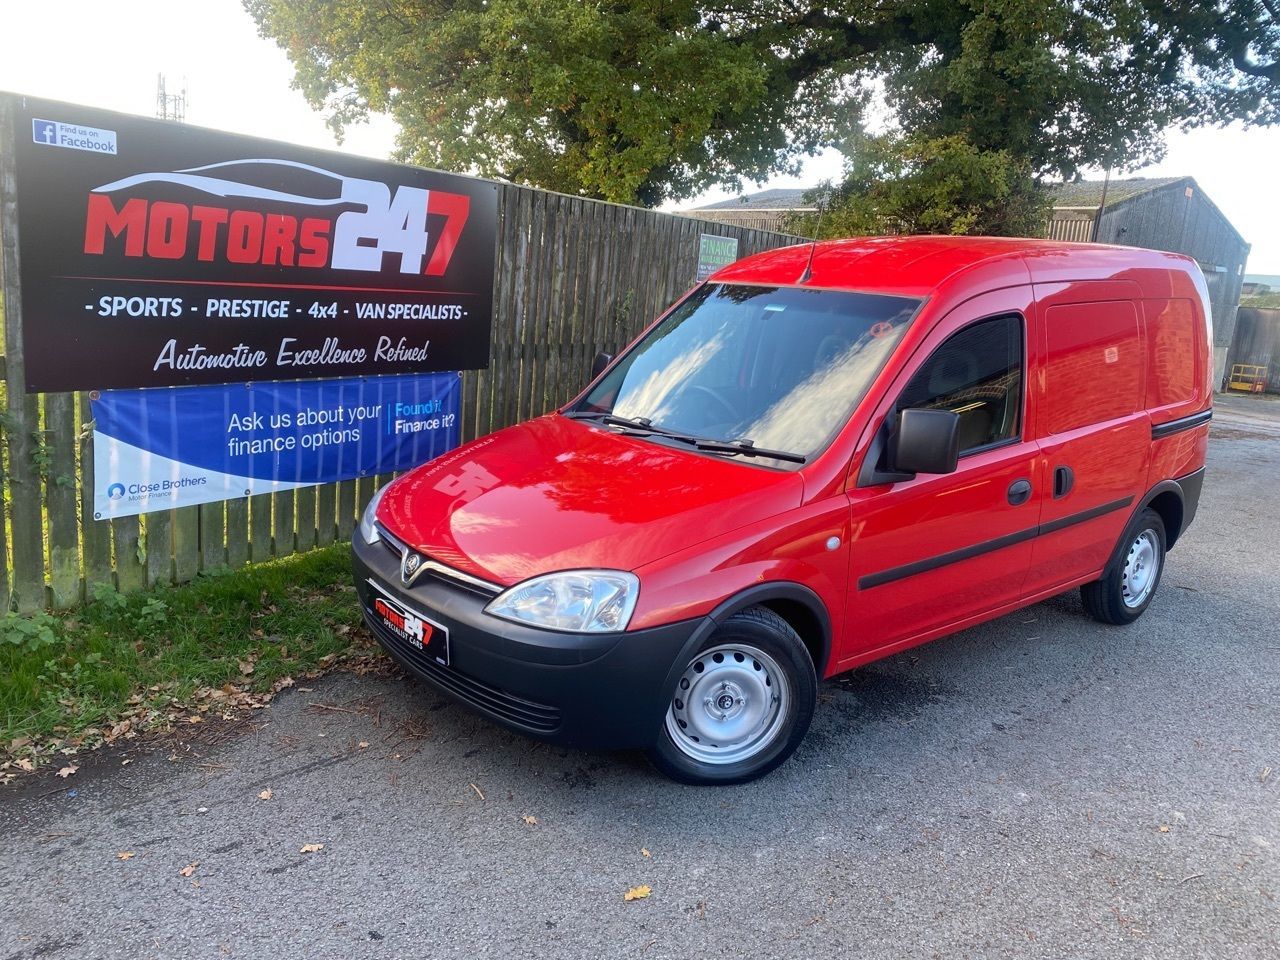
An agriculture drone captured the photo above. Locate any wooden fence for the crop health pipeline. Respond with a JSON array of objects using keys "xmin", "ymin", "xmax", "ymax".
[{"xmin": 0, "ymin": 168, "xmax": 796, "ymax": 612}]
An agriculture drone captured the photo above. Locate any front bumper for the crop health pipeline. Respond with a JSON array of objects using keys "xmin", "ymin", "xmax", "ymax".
[{"xmin": 351, "ymin": 533, "xmax": 709, "ymax": 749}]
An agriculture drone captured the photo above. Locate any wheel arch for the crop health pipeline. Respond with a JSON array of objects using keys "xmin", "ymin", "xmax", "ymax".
[
  {"xmin": 1136, "ymin": 480, "xmax": 1186, "ymax": 551},
  {"xmin": 705, "ymin": 582, "xmax": 832, "ymax": 676}
]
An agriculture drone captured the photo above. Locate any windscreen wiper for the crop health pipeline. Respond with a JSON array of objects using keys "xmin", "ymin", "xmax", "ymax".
[
  {"xmin": 690, "ymin": 438, "xmax": 807, "ymax": 464},
  {"xmin": 564, "ymin": 411, "xmax": 806, "ymax": 463},
  {"xmin": 613, "ymin": 424, "xmax": 807, "ymax": 464},
  {"xmin": 563, "ymin": 411, "xmax": 688, "ymax": 438}
]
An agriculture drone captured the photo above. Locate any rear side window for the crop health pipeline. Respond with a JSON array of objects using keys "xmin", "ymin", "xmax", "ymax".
[
  {"xmin": 1144, "ymin": 299, "xmax": 1196, "ymax": 407},
  {"xmin": 897, "ymin": 315, "xmax": 1024, "ymax": 455},
  {"xmin": 1043, "ymin": 301, "xmax": 1142, "ymax": 433}
]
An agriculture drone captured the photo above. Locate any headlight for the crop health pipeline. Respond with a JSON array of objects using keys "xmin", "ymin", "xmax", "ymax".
[
  {"xmin": 485, "ymin": 570, "xmax": 639, "ymax": 633},
  {"xmin": 358, "ymin": 482, "xmax": 391, "ymax": 544}
]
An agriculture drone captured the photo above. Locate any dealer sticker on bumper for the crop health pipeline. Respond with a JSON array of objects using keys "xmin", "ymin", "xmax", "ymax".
[{"xmin": 366, "ymin": 580, "xmax": 449, "ymax": 666}]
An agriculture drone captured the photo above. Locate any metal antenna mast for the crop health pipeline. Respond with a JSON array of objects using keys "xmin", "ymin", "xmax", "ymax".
[
  {"xmin": 156, "ymin": 74, "xmax": 187, "ymax": 123},
  {"xmin": 798, "ymin": 187, "xmax": 831, "ymax": 284}
]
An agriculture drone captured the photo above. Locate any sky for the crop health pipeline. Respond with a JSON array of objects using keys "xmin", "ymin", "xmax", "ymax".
[{"xmin": 1, "ymin": 0, "xmax": 1277, "ymax": 272}]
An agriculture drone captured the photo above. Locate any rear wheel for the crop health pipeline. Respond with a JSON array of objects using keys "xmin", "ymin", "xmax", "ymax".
[
  {"xmin": 1081, "ymin": 508, "xmax": 1167, "ymax": 625},
  {"xmin": 646, "ymin": 606, "xmax": 816, "ymax": 785}
]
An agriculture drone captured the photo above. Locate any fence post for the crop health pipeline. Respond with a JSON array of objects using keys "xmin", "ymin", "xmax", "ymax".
[
  {"xmin": 78, "ymin": 392, "xmax": 114, "ymax": 595},
  {"xmin": 0, "ymin": 97, "xmax": 48, "ymax": 612},
  {"xmin": 44, "ymin": 393, "xmax": 81, "ymax": 608}
]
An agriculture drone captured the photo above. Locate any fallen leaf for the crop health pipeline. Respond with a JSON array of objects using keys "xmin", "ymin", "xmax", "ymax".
[
  {"xmin": 116, "ymin": 851, "xmax": 135, "ymax": 861},
  {"xmin": 258, "ymin": 789, "xmax": 273, "ymax": 801},
  {"xmin": 57, "ymin": 765, "xmax": 78, "ymax": 779},
  {"xmin": 521, "ymin": 814, "xmax": 538, "ymax": 826},
  {"xmin": 238, "ymin": 660, "xmax": 255, "ymax": 676},
  {"xmin": 624, "ymin": 885, "xmax": 652, "ymax": 902},
  {"xmin": 1158, "ymin": 825, "xmax": 1171, "ymax": 833},
  {"xmin": 358, "ymin": 741, "xmax": 370, "ymax": 749},
  {"xmin": 641, "ymin": 848, "xmax": 651, "ymax": 859},
  {"xmin": 187, "ymin": 716, "xmax": 204, "ymax": 725},
  {"xmin": 180, "ymin": 861, "xmax": 199, "ymax": 877},
  {"xmin": 16, "ymin": 758, "xmax": 34, "ymax": 772},
  {"xmin": 121, "ymin": 759, "xmax": 133, "ymax": 766},
  {"xmin": 300, "ymin": 843, "xmax": 324, "ymax": 854}
]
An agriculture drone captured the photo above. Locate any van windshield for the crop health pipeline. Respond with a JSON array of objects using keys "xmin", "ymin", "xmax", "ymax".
[{"xmin": 568, "ymin": 283, "xmax": 920, "ymax": 468}]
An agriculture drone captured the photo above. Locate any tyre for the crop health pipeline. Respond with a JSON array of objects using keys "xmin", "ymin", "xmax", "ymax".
[
  {"xmin": 646, "ymin": 606, "xmax": 817, "ymax": 785},
  {"xmin": 1081, "ymin": 507, "xmax": 1167, "ymax": 625}
]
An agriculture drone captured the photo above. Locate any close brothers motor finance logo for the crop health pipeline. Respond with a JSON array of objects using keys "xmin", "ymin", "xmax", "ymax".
[
  {"xmin": 106, "ymin": 483, "xmax": 126, "ymax": 501},
  {"xmin": 81, "ymin": 159, "xmax": 471, "ymax": 276}
]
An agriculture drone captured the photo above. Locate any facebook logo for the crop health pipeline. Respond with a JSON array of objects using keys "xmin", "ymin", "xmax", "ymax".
[
  {"xmin": 32, "ymin": 119, "xmax": 58, "ymax": 145},
  {"xmin": 28, "ymin": 118, "xmax": 117, "ymax": 154}
]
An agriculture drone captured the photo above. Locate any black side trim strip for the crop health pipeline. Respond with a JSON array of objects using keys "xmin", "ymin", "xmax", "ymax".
[
  {"xmin": 858, "ymin": 495, "xmax": 1135, "ymax": 590},
  {"xmin": 859, "ymin": 527, "xmax": 1038, "ymax": 589},
  {"xmin": 1151, "ymin": 409, "xmax": 1212, "ymax": 440},
  {"xmin": 1038, "ymin": 496, "xmax": 1134, "ymax": 535}
]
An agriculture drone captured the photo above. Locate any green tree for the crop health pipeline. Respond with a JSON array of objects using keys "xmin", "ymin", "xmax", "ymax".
[
  {"xmin": 790, "ymin": 133, "xmax": 1050, "ymax": 238},
  {"xmin": 246, "ymin": 0, "xmax": 1280, "ymax": 209}
]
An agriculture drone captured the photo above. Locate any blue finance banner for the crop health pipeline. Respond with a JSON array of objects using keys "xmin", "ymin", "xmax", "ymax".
[{"xmin": 92, "ymin": 373, "xmax": 460, "ymax": 519}]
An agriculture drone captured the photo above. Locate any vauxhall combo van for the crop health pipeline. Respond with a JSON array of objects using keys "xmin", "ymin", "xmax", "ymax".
[{"xmin": 353, "ymin": 236, "xmax": 1211, "ymax": 784}]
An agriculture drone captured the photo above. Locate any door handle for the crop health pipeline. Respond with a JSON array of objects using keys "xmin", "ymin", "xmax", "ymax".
[
  {"xmin": 1007, "ymin": 479, "xmax": 1033, "ymax": 506},
  {"xmin": 1053, "ymin": 466, "xmax": 1075, "ymax": 499}
]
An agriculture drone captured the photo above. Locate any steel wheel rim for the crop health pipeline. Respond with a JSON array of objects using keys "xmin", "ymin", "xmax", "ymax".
[
  {"xmin": 1121, "ymin": 529, "xmax": 1160, "ymax": 608},
  {"xmin": 664, "ymin": 643, "xmax": 790, "ymax": 765}
]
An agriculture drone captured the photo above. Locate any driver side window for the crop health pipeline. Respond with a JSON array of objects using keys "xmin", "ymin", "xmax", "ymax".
[{"xmin": 897, "ymin": 315, "xmax": 1024, "ymax": 455}]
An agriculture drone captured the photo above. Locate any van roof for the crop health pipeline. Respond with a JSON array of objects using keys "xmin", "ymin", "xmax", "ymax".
[{"xmin": 709, "ymin": 235, "xmax": 1201, "ymax": 299}]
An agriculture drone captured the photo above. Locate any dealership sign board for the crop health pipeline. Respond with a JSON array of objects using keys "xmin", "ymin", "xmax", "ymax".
[
  {"xmin": 5, "ymin": 93, "xmax": 497, "ymax": 392},
  {"xmin": 91, "ymin": 373, "xmax": 460, "ymax": 519},
  {"xmin": 695, "ymin": 234, "xmax": 739, "ymax": 282}
]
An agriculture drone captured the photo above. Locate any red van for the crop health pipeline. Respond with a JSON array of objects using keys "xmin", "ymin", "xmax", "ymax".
[{"xmin": 353, "ymin": 237, "xmax": 1212, "ymax": 784}]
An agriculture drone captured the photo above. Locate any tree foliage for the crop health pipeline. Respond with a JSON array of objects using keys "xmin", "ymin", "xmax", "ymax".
[
  {"xmin": 246, "ymin": 0, "xmax": 1280, "ymax": 210},
  {"xmin": 788, "ymin": 134, "xmax": 1050, "ymax": 238}
]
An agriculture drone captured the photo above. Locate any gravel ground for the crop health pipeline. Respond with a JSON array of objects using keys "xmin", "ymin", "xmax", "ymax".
[{"xmin": 2, "ymin": 394, "xmax": 1277, "ymax": 960}]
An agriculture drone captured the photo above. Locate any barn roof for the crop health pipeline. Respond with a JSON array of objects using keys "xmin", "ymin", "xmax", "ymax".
[
  {"xmin": 1046, "ymin": 176, "xmax": 1190, "ymax": 208},
  {"xmin": 693, "ymin": 188, "xmax": 814, "ymax": 211}
]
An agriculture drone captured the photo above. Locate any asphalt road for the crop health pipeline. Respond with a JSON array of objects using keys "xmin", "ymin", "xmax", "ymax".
[{"xmin": 3, "ymin": 395, "xmax": 1278, "ymax": 960}]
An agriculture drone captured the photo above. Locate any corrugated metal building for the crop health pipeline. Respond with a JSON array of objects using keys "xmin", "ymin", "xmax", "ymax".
[
  {"xmin": 1228, "ymin": 307, "xmax": 1280, "ymax": 394},
  {"xmin": 689, "ymin": 176, "xmax": 1250, "ymax": 388}
]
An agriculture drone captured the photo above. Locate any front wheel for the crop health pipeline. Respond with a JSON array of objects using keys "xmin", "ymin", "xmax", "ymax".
[
  {"xmin": 1081, "ymin": 507, "xmax": 1167, "ymax": 625},
  {"xmin": 646, "ymin": 606, "xmax": 817, "ymax": 785}
]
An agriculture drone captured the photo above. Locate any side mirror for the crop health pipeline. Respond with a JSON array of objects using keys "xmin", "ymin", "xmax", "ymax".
[
  {"xmin": 591, "ymin": 351, "xmax": 614, "ymax": 379},
  {"xmin": 890, "ymin": 409, "xmax": 960, "ymax": 475}
]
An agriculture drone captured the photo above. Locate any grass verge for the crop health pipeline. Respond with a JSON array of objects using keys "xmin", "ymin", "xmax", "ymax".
[{"xmin": 1, "ymin": 544, "xmax": 378, "ymax": 778}]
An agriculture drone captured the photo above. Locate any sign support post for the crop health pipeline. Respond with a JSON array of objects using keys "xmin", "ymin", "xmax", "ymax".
[{"xmin": 0, "ymin": 96, "xmax": 44, "ymax": 611}]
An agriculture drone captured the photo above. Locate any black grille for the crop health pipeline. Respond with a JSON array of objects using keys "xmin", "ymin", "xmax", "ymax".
[{"xmin": 366, "ymin": 610, "xmax": 562, "ymax": 734}]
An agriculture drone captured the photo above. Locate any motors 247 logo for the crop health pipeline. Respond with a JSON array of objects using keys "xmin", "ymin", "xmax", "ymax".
[{"xmin": 81, "ymin": 159, "xmax": 470, "ymax": 276}]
